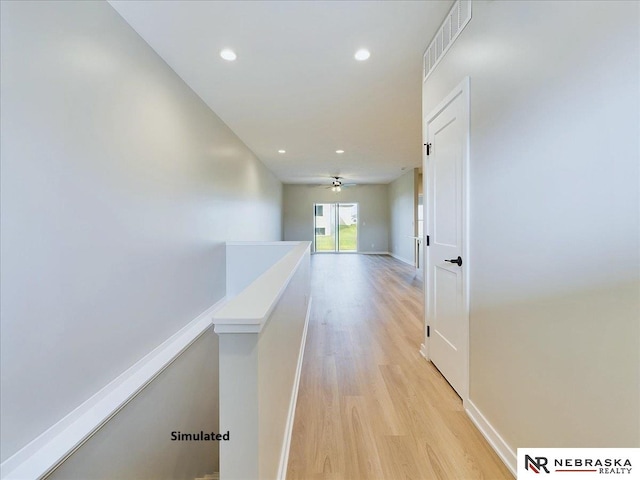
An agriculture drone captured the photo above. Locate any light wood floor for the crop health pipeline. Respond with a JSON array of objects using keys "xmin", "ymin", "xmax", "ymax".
[{"xmin": 287, "ymin": 254, "xmax": 513, "ymax": 480}]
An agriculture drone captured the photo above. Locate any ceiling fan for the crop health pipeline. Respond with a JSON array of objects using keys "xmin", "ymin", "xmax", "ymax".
[{"xmin": 321, "ymin": 176, "xmax": 356, "ymax": 192}]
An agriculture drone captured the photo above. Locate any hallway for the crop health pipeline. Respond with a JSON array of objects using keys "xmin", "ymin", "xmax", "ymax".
[{"xmin": 287, "ymin": 254, "xmax": 512, "ymax": 479}]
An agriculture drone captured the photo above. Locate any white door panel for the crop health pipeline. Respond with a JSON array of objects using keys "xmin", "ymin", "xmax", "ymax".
[
  {"xmin": 425, "ymin": 78, "xmax": 469, "ymax": 399},
  {"xmin": 433, "ymin": 120, "xmax": 459, "ymax": 248},
  {"xmin": 434, "ymin": 266, "xmax": 461, "ymax": 347}
]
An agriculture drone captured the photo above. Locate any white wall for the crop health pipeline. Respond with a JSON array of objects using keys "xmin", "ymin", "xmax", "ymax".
[
  {"xmin": 423, "ymin": 0, "xmax": 639, "ymax": 452},
  {"xmin": 0, "ymin": 0, "xmax": 282, "ymax": 474},
  {"xmin": 388, "ymin": 169, "xmax": 417, "ymax": 265},
  {"xmin": 47, "ymin": 330, "xmax": 219, "ymax": 480},
  {"xmin": 226, "ymin": 242, "xmax": 297, "ymax": 298},
  {"xmin": 283, "ymin": 184, "xmax": 390, "ymax": 253},
  {"xmin": 215, "ymin": 243, "xmax": 311, "ymax": 480}
]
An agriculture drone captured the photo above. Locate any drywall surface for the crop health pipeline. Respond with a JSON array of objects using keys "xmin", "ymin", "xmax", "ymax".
[
  {"xmin": 0, "ymin": 0, "xmax": 281, "ymax": 470},
  {"xmin": 388, "ymin": 169, "xmax": 417, "ymax": 264},
  {"xmin": 283, "ymin": 184, "xmax": 390, "ymax": 253},
  {"xmin": 423, "ymin": 0, "xmax": 639, "ymax": 448},
  {"xmin": 47, "ymin": 329, "xmax": 219, "ymax": 480},
  {"xmin": 226, "ymin": 242, "xmax": 297, "ymax": 298}
]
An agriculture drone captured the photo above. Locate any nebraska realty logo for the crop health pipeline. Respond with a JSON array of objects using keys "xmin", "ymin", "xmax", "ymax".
[{"xmin": 518, "ymin": 449, "xmax": 640, "ymax": 479}]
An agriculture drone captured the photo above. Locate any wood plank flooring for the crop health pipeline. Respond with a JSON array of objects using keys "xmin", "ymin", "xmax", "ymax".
[{"xmin": 286, "ymin": 254, "xmax": 513, "ymax": 480}]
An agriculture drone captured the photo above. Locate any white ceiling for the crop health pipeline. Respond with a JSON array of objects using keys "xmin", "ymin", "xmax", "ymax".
[{"xmin": 109, "ymin": 0, "xmax": 452, "ymax": 185}]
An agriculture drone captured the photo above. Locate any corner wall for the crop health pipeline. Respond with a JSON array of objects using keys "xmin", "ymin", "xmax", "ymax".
[
  {"xmin": 423, "ymin": 0, "xmax": 639, "ymax": 453},
  {"xmin": 0, "ymin": 0, "xmax": 282, "ymax": 476},
  {"xmin": 388, "ymin": 169, "xmax": 417, "ymax": 265}
]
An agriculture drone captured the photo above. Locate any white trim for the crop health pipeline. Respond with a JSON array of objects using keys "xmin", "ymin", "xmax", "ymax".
[
  {"xmin": 424, "ymin": 77, "xmax": 471, "ymax": 401},
  {"xmin": 461, "ymin": 76, "xmax": 471, "ymax": 407},
  {"xmin": 311, "ymin": 251, "xmax": 391, "ymax": 256},
  {"xmin": 464, "ymin": 399, "xmax": 517, "ymax": 476},
  {"xmin": 426, "ymin": 76, "xmax": 470, "ymax": 126},
  {"xmin": 0, "ymin": 298, "xmax": 227, "ymax": 480},
  {"xmin": 419, "ymin": 343, "xmax": 428, "ymax": 360},
  {"xmin": 213, "ymin": 324, "xmax": 262, "ymax": 334},
  {"xmin": 277, "ymin": 296, "xmax": 312, "ymax": 480},
  {"xmin": 194, "ymin": 474, "xmax": 219, "ymax": 480},
  {"xmin": 389, "ymin": 252, "xmax": 415, "ymax": 266},
  {"xmin": 226, "ymin": 241, "xmax": 301, "ymax": 246},
  {"xmin": 213, "ymin": 242, "xmax": 311, "ymax": 333}
]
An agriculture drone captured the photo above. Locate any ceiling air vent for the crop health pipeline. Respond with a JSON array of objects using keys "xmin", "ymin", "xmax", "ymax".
[{"xmin": 423, "ymin": 0, "xmax": 472, "ymax": 81}]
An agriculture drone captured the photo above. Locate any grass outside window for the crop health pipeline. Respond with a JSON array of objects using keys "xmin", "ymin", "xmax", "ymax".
[{"xmin": 315, "ymin": 225, "xmax": 357, "ymax": 251}]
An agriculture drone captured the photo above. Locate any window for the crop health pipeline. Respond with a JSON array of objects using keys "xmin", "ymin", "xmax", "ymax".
[
  {"xmin": 315, "ymin": 227, "xmax": 326, "ymax": 235},
  {"xmin": 314, "ymin": 205, "xmax": 324, "ymax": 216}
]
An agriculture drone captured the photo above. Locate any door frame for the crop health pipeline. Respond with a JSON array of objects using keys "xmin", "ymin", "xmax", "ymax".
[
  {"xmin": 421, "ymin": 77, "xmax": 470, "ymax": 401},
  {"xmin": 312, "ymin": 202, "xmax": 359, "ymax": 254},
  {"xmin": 416, "ymin": 193, "xmax": 424, "ymax": 273}
]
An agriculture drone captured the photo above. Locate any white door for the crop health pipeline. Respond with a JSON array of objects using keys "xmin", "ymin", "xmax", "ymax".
[{"xmin": 424, "ymin": 78, "xmax": 469, "ymax": 399}]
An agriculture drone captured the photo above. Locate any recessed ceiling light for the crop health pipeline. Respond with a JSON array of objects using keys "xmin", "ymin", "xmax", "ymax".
[
  {"xmin": 354, "ymin": 49, "xmax": 370, "ymax": 61},
  {"xmin": 336, "ymin": 149, "xmax": 345, "ymax": 154},
  {"xmin": 278, "ymin": 149, "xmax": 286, "ymax": 154},
  {"xmin": 220, "ymin": 49, "xmax": 237, "ymax": 61}
]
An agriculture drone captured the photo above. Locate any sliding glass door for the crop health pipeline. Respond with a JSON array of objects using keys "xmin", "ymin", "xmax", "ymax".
[
  {"xmin": 337, "ymin": 203, "xmax": 358, "ymax": 252},
  {"xmin": 314, "ymin": 203, "xmax": 337, "ymax": 252},
  {"xmin": 313, "ymin": 203, "xmax": 358, "ymax": 253}
]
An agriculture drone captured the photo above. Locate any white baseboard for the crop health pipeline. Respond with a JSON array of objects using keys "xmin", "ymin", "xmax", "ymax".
[
  {"xmin": 389, "ymin": 252, "xmax": 415, "ymax": 266},
  {"xmin": 1, "ymin": 298, "xmax": 227, "ymax": 480},
  {"xmin": 196, "ymin": 472, "xmax": 220, "ymax": 480},
  {"xmin": 464, "ymin": 399, "xmax": 517, "ymax": 477},
  {"xmin": 194, "ymin": 473, "xmax": 219, "ymax": 480},
  {"xmin": 277, "ymin": 296, "xmax": 312, "ymax": 480}
]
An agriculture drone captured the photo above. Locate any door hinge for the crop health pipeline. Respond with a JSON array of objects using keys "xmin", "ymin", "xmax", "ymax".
[
  {"xmin": 424, "ymin": 143, "xmax": 432, "ymax": 156},
  {"xmin": 427, "ymin": 325, "xmax": 430, "ymax": 337},
  {"xmin": 426, "ymin": 235, "xmax": 430, "ymax": 246}
]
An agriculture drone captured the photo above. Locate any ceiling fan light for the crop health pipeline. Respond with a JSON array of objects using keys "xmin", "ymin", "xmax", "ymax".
[{"xmin": 336, "ymin": 186, "xmax": 342, "ymax": 192}]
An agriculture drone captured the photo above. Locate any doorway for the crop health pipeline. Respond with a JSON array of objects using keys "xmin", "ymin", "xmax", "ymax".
[
  {"xmin": 423, "ymin": 78, "xmax": 470, "ymax": 400},
  {"xmin": 313, "ymin": 203, "xmax": 358, "ymax": 253}
]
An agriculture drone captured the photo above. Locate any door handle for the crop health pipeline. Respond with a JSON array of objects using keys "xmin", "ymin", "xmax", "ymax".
[{"xmin": 445, "ymin": 256, "xmax": 462, "ymax": 266}]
